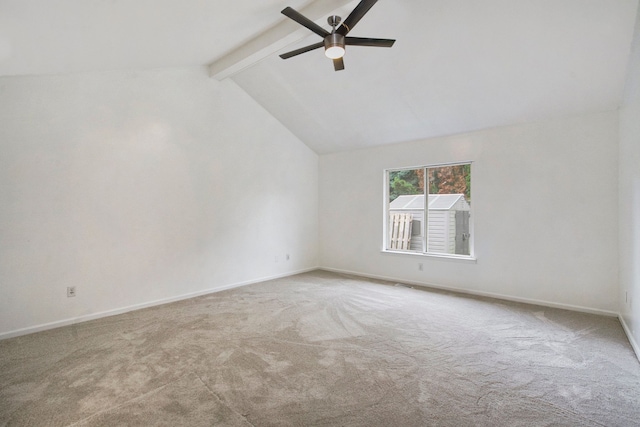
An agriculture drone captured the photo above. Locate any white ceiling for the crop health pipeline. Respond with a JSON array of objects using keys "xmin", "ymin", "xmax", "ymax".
[
  {"xmin": 0, "ymin": 0, "xmax": 310, "ymax": 76},
  {"xmin": 1, "ymin": 0, "xmax": 638, "ymax": 154}
]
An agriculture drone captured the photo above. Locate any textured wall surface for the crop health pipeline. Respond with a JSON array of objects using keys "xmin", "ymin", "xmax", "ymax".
[
  {"xmin": 320, "ymin": 111, "xmax": 619, "ymax": 313},
  {"xmin": 0, "ymin": 67, "xmax": 319, "ymax": 337},
  {"xmin": 620, "ymin": 6, "xmax": 640, "ymax": 354}
]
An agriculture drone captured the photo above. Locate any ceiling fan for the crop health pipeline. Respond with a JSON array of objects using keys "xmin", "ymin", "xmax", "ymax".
[{"xmin": 279, "ymin": 0, "xmax": 395, "ymax": 71}]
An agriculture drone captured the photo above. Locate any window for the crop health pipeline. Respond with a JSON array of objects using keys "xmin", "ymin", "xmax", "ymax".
[{"xmin": 385, "ymin": 163, "xmax": 473, "ymax": 258}]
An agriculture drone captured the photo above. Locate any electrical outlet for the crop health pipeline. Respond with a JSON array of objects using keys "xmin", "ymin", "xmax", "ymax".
[
  {"xmin": 67, "ymin": 286, "xmax": 76, "ymax": 298},
  {"xmin": 418, "ymin": 263, "xmax": 423, "ymax": 271}
]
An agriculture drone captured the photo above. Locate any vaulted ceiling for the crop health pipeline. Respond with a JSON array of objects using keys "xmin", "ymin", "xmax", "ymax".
[{"xmin": 1, "ymin": 0, "xmax": 637, "ymax": 154}]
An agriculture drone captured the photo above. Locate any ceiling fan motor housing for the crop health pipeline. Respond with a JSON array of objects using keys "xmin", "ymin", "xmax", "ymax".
[{"xmin": 324, "ymin": 33, "xmax": 346, "ymax": 58}]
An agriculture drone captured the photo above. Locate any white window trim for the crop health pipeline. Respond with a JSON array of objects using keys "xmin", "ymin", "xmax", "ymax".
[
  {"xmin": 382, "ymin": 161, "xmax": 476, "ymax": 261},
  {"xmin": 381, "ymin": 249, "xmax": 477, "ymax": 263}
]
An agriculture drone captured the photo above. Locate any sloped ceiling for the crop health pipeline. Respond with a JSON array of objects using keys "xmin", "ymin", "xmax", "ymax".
[
  {"xmin": 233, "ymin": 0, "xmax": 639, "ymax": 153},
  {"xmin": 1, "ymin": 0, "xmax": 638, "ymax": 154},
  {"xmin": 0, "ymin": 0, "xmax": 310, "ymax": 76}
]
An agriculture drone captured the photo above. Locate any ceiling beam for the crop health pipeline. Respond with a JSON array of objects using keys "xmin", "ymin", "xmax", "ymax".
[{"xmin": 209, "ymin": 0, "xmax": 358, "ymax": 80}]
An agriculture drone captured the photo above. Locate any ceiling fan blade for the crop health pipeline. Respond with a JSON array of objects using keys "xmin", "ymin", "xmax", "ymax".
[
  {"xmin": 281, "ymin": 7, "xmax": 330, "ymax": 38},
  {"xmin": 337, "ymin": 0, "xmax": 378, "ymax": 35},
  {"xmin": 333, "ymin": 57, "xmax": 345, "ymax": 71},
  {"xmin": 345, "ymin": 37, "xmax": 395, "ymax": 47},
  {"xmin": 279, "ymin": 42, "xmax": 324, "ymax": 59}
]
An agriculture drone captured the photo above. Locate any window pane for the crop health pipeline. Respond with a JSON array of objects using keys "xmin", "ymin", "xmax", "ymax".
[
  {"xmin": 388, "ymin": 169, "xmax": 423, "ymax": 251},
  {"xmin": 427, "ymin": 165, "xmax": 471, "ymax": 255}
]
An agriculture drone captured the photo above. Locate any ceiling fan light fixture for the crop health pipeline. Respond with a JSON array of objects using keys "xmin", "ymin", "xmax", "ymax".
[
  {"xmin": 324, "ymin": 33, "xmax": 345, "ymax": 59},
  {"xmin": 325, "ymin": 45, "xmax": 345, "ymax": 59},
  {"xmin": 279, "ymin": 1, "xmax": 396, "ymax": 71}
]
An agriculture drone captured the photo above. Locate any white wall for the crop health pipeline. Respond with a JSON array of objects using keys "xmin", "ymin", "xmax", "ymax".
[
  {"xmin": 619, "ymin": 6, "xmax": 640, "ymax": 353},
  {"xmin": 319, "ymin": 111, "xmax": 619, "ymax": 313},
  {"xmin": 0, "ymin": 67, "xmax": 318, "ymax": 337}
]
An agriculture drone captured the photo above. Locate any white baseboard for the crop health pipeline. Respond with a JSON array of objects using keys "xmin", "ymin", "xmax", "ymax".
[
  {"xmin": 619, "ymin": 315, "xmax": 640, "ymax": 363},
  {"xmin": 320, "ymin": 267, "xmax": 619, "ymax": 318},
  {"xmin": 0, "ymin": 267, "xmax": 318, "ymax": 341}
]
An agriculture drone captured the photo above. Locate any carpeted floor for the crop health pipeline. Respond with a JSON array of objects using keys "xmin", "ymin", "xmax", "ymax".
[{"xmin": 1, "ymin": 270, "xmax": 639, "ymax": 426}]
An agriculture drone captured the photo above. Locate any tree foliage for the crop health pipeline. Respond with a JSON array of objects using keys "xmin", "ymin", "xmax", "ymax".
[
  {"xmin": 389, "ymin": 165, "xmax": 471, "ymax": 203},
  {"xmin": 428, "ymin": 165, "xmax": 470, "ymax": 200},
  {"xmin": 389, "ymin": 169, "xmax": 422, "ymax": 202}
]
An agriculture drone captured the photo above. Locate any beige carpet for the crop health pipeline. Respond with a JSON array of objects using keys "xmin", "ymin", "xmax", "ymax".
[{"xmin": 1, "ymin": 270, "xmax": 639, "ymax": 426}]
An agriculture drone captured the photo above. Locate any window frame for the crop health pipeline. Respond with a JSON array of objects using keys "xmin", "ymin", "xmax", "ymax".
[{"xmin": 383, "ymin": 161, "xmax": 476, "ymax": 262}]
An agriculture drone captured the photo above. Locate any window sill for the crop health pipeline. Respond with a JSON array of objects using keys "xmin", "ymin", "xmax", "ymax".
[{"xmin": 381, "ymin": 249, "xmax": 477, "ymax": 263}]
